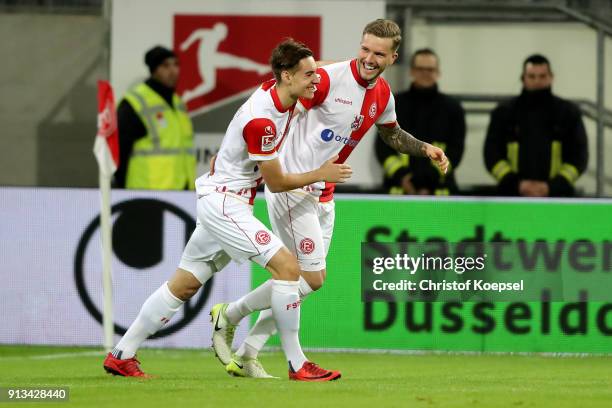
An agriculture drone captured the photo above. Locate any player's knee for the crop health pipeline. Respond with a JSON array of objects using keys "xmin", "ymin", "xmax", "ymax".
[
  {"xmin": 267, "ymin": 247, "xmax": 301, "ymax": 281},
  {"xmin": 301, "ymin": 269, "xmax": 326, "ymax": 291},
  {"xmin": 168, "ymin": 268, "xmax": 202, "ymax": 301},
  {"xmin": 280, "ymin": 261, "xmax": 301, "ymax": 281},
  {"xmin": 180, "ymin": 284, "xmax": 200, "ymax": 300},
  {"xmin": 308, "ymin": 279, "xmax": 324, "ymax": 291}
]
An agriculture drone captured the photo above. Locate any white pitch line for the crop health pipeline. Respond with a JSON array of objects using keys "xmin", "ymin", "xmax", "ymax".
[{"xmin": 0, "ymin": 350, "xmax": 103, "ymax": 361}]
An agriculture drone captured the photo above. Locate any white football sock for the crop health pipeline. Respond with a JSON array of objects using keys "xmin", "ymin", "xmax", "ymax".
[
  {"xmin": 225, "ymin": 279, "xmax": 273, "ymax": 325},
  {"xmin": 237, "ymin": 276, "xmax": 313, "ymax": 359},
  {"xmin": 113, "ymin": 282, "xmax": 183, "ymax": 359},
  {"xmin": 237, "ymin": 309, "xmax": 275, "ymax": 358},
  {"xmin": 270, "ymin": 279, "xmax": 307, "ymax": 371}
]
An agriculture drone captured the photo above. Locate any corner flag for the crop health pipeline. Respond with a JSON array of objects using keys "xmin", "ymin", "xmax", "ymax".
[
  {"xmin": 93, "ymin": 80, "xmax": 119, "ymax": 351},
  {"xmin": 94, "ymin": 80, "xmax": 119, "ymax": 176}
]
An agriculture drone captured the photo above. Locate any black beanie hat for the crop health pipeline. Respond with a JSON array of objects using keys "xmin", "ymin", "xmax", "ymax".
[{"xmin": 144, "ymin": 46, "xmax": 176, "ymax": 74}]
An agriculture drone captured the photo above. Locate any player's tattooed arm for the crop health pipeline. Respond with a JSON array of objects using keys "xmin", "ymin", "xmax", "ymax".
[
  {"xmin": 377, "ymin": 125, "xmax": 450, "ymax": 174},
  {"xmin": 377, "ymin": 125, "xmax": 426, "ymax": 156}
]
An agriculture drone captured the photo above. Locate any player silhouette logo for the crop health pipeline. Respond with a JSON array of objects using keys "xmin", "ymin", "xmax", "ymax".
[
  {"xmin": 179, "ymin": 23, "xmax": 270, "ymax": 103},
  {"xmin": 174, "ymin": 15, "xmax": 321, "ymax": 114}
]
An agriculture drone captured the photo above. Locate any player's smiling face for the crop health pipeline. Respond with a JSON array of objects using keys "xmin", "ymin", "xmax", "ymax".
[
  {"xmin": 357, "ymin": 34, "xmax": 398, "ymax": 83},
  {"xmin": 287, "ymin": 56, "xmax": 319, "ymax": 99}
]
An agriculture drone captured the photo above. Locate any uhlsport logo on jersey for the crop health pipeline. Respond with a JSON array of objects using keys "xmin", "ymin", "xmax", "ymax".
[
  {"xmin": 320, "ymin": 129, "xmax": 358, "ymax": 147},
  {"xmin": 174, "ymin": 15, "xmax": 321, "ymax": 115}
]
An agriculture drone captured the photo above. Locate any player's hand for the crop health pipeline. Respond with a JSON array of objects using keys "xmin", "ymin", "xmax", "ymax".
[
  {"xmin": 209, "ymin": 154, "xmax": 217, "ymax": 175},
  {"xmin": 519, "ymin": 180, "xmax": 549, "ymax": 197},
  {"xmin": 423, "ymin": 143, "xmax": 449, "ymax": 174},
  {"xmin": 318, "ymin": 155, "xmax": 353, "ymax": 183},
  {"xmin": 401, "ymin": 174, "xmax": 416, "ymax": 194}
]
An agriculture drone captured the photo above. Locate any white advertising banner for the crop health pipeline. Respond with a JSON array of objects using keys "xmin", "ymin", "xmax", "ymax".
[{"xmin": 0, "ymin": 188, "xmax": 251, "ymax": 348}]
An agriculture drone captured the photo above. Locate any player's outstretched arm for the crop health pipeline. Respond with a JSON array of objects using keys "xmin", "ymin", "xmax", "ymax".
[
  {"xmin": 259, "ymin": 155, "xmax": 352, "ymax": 193},
  {"xmin": 377, "ymin": 124, "xmax": 449, "ymax": 174}
]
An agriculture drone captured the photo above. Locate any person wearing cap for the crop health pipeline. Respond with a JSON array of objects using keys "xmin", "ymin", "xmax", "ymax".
[{"xmin": 115, "ymin": 45, "xmax": 196, "ymax": 190}]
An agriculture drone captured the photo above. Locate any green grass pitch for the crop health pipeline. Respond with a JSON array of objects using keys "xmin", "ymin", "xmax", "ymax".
[{"xmin": 1, "ymin": 345, "xmax": 611, "ymax": 408}]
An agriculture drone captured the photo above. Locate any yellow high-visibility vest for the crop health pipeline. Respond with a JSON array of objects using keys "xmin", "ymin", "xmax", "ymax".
[{"xmin": 124, "ymin": 83, "xmax": 196, "ymax": 190}]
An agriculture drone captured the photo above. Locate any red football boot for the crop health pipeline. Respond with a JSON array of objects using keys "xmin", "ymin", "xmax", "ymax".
[
  {"xmin": 289, "ymin": 361, "xmax": 341, "ymax": 382},
  {"xmin": 103, "ymin": 352, "xmax": 151, "ymax": 378}
]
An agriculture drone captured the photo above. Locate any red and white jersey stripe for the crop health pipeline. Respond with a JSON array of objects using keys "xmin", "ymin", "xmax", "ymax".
[
  {"xmin": 196, "ymin": 80, "xmax": 295, "ymax": 203},
  {"xmin": 279, "ymin": 59, "xmax": 397, "ymax": 201}
]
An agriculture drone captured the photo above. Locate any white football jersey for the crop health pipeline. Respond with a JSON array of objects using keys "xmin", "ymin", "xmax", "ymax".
[
  {"xmin": 195, "ymin": 80, "xmax": 295, "ymax": 204},
  {"xmin": 279, "ymin": 60, "xmax": 397, "ymax": 201}
]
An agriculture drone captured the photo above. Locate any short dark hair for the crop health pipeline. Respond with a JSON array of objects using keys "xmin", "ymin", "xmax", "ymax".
[
  {"xmin": 410, "ymin": 48, "xmax": 439, "ymax": 68},
  {"xmin": 522, "ymin": 54, "xmax": 552, "ymax": 74},
  {"xmin": 362, "ymin": 19, "xmax": 402, "ymax": 52},
  {"xmin": 270, "ymin": 38, "xmax": 314, "ymax": 82}
]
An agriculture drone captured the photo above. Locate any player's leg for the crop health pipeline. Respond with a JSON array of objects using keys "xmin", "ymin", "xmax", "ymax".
[
  {"xmin": 230, "ymin": 191, "xmax": 339, "ymax": 379},
  {"xmin": 201, "ymin": 191, "xmax": 338, "ymax": 380},
  {"xmin": 198, "ymin": 192, "xmax": 295, "ymax": 366},
  {"xmin": 226, "ymin": 189, "xmax": 325, "ymax": 322},
  {"xmin": 104, "ymin": 218, "xmax": 230, "ymax": 377},
  {"xmin": 235, "ymin": 195, "xmax": 335, "ymax": 360}
]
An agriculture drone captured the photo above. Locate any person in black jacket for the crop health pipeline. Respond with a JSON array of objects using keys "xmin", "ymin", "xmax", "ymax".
[
  {"xmin": 484, "ymin": 54, "xmax": 588, "ymax": 197},
  {"xmin": 114, "ymin": 46, "xmax": 195, "ymax": 190},
  {"xmin": 375, "ymin": 48, "xmax": 465, "ymax": 195}
]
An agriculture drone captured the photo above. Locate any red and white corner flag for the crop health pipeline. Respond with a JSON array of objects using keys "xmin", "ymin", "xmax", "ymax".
[
  {"xmin": 94, "ymin": 80, "xmax": 119, "ymax": 351},
  {"xmin": 94, "ymin": 80, "xmax": 119, "ymax": 177}
]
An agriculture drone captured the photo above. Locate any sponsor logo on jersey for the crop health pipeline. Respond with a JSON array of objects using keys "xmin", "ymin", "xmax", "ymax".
[
  {"xmin": 351, "ymin": 114, "xmax": 364, "ymax": 131},
  {"xmin": 320, "ymin": 129, "xmax": 358, "ymax": 147},
  {"xmin": 334, "ymin": 97, "xmax": 352, "ymax": 105},
  {"xmin": 174, "ymin": 15, "xmax": 321, "ymax": 116},
  {"xmin": 255, "ymin": 230, "xmax": 271, "ymax": 245},
  {"xmin": 286, "ymin": 299, "xmax": 302, "ymax": 310},
  {"xmin": 368, "ymin": 102, "xmax": 377, "ymax": 118},
  {"xmin": 300, "ymin": 238, "xmax": 315, "ymax": 255}
]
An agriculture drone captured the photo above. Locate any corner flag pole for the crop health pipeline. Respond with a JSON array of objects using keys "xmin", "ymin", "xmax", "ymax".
[
  {"xmin": 99, "ymin": 165, "xmax": 114, "ymax": 352},
  {"xmin": 94, "ymin": 80, "xmax": 120, "ymax": 352}
]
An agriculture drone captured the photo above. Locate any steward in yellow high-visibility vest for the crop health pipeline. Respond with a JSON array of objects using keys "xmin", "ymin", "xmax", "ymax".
[
  {"xmin": 484, "ymin": 54, "xmax": 588, "ymax": 197},
  {"xmin": 115, "ymin": 46, "xmax": 196, "ymax": 190}
]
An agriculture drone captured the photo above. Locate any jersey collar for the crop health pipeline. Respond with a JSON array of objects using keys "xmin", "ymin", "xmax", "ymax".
[
  {"xmin": 350, "ymin": 59, "xmax": 376, "ymax": 89},
  {"xmin": 270, "ymin": 86, "xmax": 295, "ymax": 113}
]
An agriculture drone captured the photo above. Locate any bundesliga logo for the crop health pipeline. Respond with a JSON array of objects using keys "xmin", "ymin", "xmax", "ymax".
[{"xmin": 174, "ymin": 15, "xmax": 321, "ymax": 115}]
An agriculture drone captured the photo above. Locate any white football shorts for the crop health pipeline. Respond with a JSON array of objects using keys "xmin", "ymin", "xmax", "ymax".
[
  {"xmin": 265, "ymin": 186, "xmax": 335, "ymax": 272},
  {"xmin": 179, "ymin": 191, "xmax": 284, "ymax": 283}
]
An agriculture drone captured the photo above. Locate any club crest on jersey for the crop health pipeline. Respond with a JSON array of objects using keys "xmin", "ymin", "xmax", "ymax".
[
  {"xmin": 368, "ymin": 102, "xmax": 377, "ymax": 119},
  {"xmin": 261, "ymin": 126, "xmax": 276, "ymax": 152},
  {"xmin": 351, "ymin": 114, "xmax": 364, "ymax": 131},
  {"xmin": 300, "ymin": 238, "xmax": 315, "ymax": 255},
  {"xmin": 255, "ymin": 230, "xmax": 271, "ymax": 245}
]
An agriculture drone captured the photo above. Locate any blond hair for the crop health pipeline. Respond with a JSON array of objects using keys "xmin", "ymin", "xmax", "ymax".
[{"xmin": 362, "ymin": 19, "xmax": 402, "ymax": 52}]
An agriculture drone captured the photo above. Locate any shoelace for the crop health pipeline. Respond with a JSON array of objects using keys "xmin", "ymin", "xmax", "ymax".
[
  {"xmin": 303, "ymin": 362, "xmax": 327, "ymax": 376},
  {"xmin": 225, "ymin": 324, "xmax": 236, "ymax": 340},
  {"xmin": 123, "ymin": 358, "xmax": 145, "ymax": 375},
  {"xmin": 251, "ymin": 360, "xmax": 266, "ymax": 372}
]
